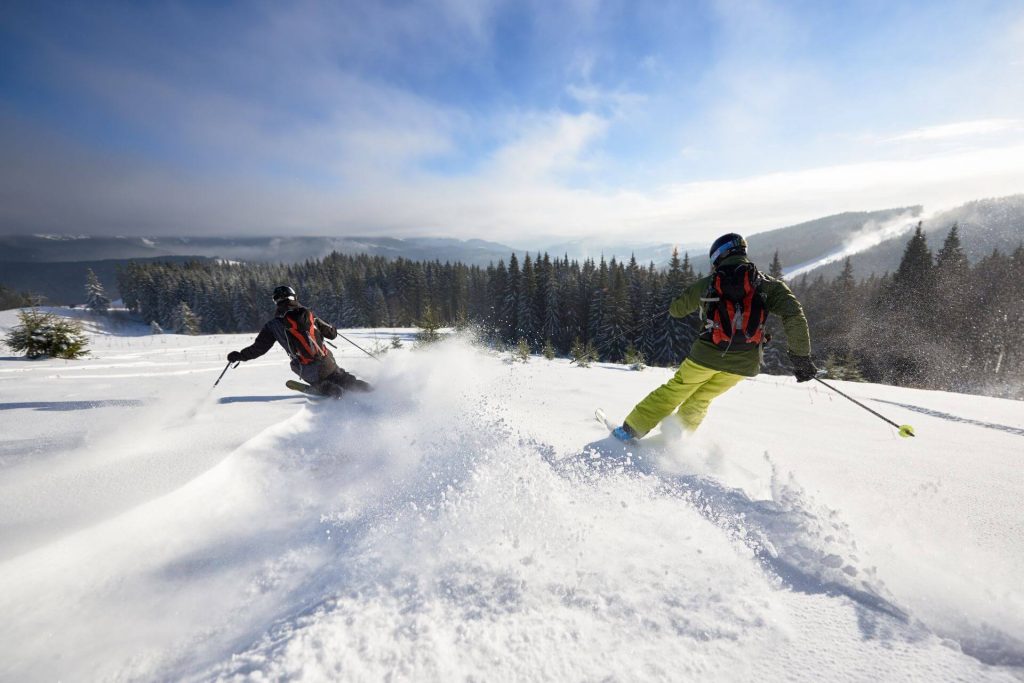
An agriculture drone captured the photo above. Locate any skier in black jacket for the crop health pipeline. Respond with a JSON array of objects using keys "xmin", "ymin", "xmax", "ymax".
[{"xmin": 226, "ymin": 285, "xmax": 372, "ymax": 397}]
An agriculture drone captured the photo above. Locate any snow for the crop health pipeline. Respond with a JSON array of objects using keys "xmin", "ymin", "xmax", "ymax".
[{"xmin": 0, "ymin": 308, "xmax": 1022, "ymax": 681}]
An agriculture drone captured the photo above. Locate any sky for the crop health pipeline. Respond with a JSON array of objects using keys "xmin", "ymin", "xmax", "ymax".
[{"xmin": 1, "ymin": 0, "xmax": 1023, "ymax": 246}]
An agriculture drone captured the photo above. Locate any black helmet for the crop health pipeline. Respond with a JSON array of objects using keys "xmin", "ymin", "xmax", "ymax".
[
  {"xmin": 709, "ymin": 233, "xmax": 747, "ymax": 266},
  {"xmin": 272, "ymin": 285, "xmax": 297, "ymax": 303}
]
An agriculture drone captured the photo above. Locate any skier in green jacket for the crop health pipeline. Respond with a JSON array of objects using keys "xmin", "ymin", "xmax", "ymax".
[{"xmin": 612, "ymin": 233, "xmax": 816, "ymax": 442}]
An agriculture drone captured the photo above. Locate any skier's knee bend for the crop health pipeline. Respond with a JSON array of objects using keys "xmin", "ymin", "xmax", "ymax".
[{"xmin": 677, "ymin": 401, "xmax": 710, "ymax": 431}]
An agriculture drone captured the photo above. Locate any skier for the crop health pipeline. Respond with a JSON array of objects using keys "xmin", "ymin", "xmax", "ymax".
[
  {"xmin": 226, "ymin": 285, "xmax": 372, "ymax": 398},
  {"xmin": 612, "ymin": 233, "xmax": 816, "ymax": 442}
]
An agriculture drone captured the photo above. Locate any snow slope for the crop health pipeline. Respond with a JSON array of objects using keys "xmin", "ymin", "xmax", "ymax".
[{"xmin": 0, "ymin": 309, "xmax": 1022, "ymax": 681}]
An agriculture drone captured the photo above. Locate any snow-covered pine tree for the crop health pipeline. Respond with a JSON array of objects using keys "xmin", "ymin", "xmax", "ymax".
[
  {"xmin": 84, "ymin": 269, "xmax": 110, "ymax": 313},
  {"xmin": 170, "ymin": 301, "xmax": 201, "ymax": 335},
  {"xmin": 5, "ymin": 309, "xmax": 89, "ymax": 359}
]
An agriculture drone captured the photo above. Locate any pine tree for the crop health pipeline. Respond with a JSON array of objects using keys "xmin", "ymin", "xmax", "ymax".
[
  {"xmin": 416, "ymin": 303, "xmax": 442, "ymax": 344},
  {"xmin": 500, "ymin": 254, "xmax": 520, "ymax": 342},
  {"xmin": 600, "ymin": 265, "xmax": 631, "ymax": 361},
  {"xmin": 650, "ymin": 249, "xmax": 692, "ymax": 366},
  {"xmin": 513, "ymin": 337, "xmax": 531, "ymax": 362},
  {"xmin": 84, "ymin": 269, "xmax": 110, "ymax": 313},
  {"xmin": 516, "ymin": 254, "xmax": 538, "ymax": 346},
  {"xmin": 5, "ymin": 309, "xmax": 89, "ymax": 359},
  {"xmin": 624, "ymin": 343, "xmax": 646, "ymax": 371},
  {"xmin": 768, "ymin": 251, "xmax": 784, "ymax": 279},
  {"xmin": 171, "ymin": 302, "xmax": 201, "ymax": 335},
  {"xmin": 934, "ymin": 223, "xmax": 970, "ymax": 342},
  {"xmin": 542, "ymin": 338, "xmax": 556, "ymax": 360}
]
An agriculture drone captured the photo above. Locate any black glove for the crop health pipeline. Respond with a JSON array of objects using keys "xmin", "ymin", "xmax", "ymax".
[
  {"xmin": 227, "ymin": 351, "xmax": 243, "ymax": 363},
  {"xmin": 788, "ymin": 352, "xmax": 817, "ymax": 382}
]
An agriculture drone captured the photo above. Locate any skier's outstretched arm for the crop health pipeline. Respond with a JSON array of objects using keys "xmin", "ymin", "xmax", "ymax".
[
  {"xmin": 227, "ymin": 324, "xmax": 275, "ymax": 362},
  {"xmin": 766, "ymin": 280, "xmax": 811, "ymax": 356},
  {"xmin": 315, "ymin": 318, "xmax": 338, "ymax": 340},
  {"xmin": 667, "ymin": 278, "xmax": 708, "ymax": 318}
]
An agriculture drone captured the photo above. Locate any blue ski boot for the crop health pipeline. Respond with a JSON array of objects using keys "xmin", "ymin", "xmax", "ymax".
[{"xmin": 612, "ymin": 424, "xmax": 638, "ymax": 443}]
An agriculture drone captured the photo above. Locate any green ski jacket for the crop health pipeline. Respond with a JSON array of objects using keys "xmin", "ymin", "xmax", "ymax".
[{"xmin": 669, "ymin": 255, "xmax": 811, "ymax": 376}]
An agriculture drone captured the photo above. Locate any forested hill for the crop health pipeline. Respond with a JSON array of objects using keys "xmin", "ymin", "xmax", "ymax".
[{"xmin": 116, "ymin": 224, "xmax": 1024, "ymax": 399}]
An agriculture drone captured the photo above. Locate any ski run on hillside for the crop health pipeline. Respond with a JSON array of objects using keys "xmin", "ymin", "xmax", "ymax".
[{"xmin": 0, "ymin": 309, "xmax": 1022, "ymax": 682}]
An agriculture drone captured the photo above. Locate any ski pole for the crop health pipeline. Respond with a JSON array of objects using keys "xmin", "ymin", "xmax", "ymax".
[
  {"xmin": 213, "ymin": 361, "xmax": 239, "ymax": 388},
  {"xmin": 814, "ymin": 377, "xmax": 915, "ymax": 438},
  {"xmin": 336, "ymin": 332, "xmax": 382, "ymax": 363}
]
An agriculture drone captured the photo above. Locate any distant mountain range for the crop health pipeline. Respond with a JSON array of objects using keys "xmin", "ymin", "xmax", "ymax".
[
  {"xmin": 0, "ymin": 235, "xmax": 518, "ymax": 267},
  {"xmin": 1, "ymin": 195, "xmax": 1022, "ymax": 305}
]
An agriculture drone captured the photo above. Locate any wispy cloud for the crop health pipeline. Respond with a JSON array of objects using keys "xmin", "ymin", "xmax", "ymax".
[{"xmin": 886, "ymin": 119, "xmax": 1024, "ymax": 142}]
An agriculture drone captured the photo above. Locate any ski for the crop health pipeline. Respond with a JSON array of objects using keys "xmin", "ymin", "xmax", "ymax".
[
  {"xmin": 285, "ymin": 380, "xmax": 331, "ymax": 399},
  {"xmin": 594, "ymin": 408, "xmax": 617, "ymax": 432}
]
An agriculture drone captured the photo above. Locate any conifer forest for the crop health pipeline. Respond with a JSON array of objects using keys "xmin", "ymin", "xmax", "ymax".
[{"xmin": 116, "ymin": 224, "xmax": 1024, "ymax": 398}]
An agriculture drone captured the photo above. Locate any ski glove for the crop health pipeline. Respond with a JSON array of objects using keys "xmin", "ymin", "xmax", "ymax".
[
  {"xmin": 788, "ymin": 352, "xmax": 817, "ymax": 382},
  {"xmin": 227, "ymin": 351, "xmax": 243, "ymax": 362}
]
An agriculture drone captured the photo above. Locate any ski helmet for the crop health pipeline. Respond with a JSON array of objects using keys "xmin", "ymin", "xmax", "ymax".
[
  {"xmin": 709, "ymin": 233, "xmax": 747, "ymax": 267},
  {"xmin": 272, "ymin": 285, "xmax": 297, "ymax": 303}
]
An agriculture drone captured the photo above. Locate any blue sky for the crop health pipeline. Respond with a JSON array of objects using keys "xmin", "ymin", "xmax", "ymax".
[{"xmin": 1, "ymin": 0, "xmax": 1023, "ymax": 245}]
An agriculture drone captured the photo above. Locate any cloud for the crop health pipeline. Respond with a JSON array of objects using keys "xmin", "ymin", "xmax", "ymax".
[
  {"xmin": 2, "ymin": 1, "xmax": 1024, "ymax": 247},
  {"xmin": 886, "ymin": 119, "xmax": 1024, "ymax": 142}
]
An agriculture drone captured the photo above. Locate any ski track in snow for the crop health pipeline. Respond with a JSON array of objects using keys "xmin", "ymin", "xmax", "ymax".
[{"xmin": 0, "ymin": 311, "xmax": 1022, "ymax": 682}]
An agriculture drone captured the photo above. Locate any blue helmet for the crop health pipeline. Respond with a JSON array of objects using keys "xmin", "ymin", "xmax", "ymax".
[{"xmin": 709, "ymin": 233, "xmax": 747, "ymax": 267}]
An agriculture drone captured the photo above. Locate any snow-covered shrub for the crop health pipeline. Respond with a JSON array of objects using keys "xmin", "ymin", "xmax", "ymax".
[{"xmin": 4, "ymin": 309, "xmax": 90, "ymax": 359}]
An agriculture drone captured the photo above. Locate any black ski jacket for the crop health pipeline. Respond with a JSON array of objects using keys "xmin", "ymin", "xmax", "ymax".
[{"xmin": 238, "ymin": 305, "xmax": 340, "ymax": 382}]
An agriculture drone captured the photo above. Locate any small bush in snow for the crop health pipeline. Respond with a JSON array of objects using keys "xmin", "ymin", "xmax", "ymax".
[
  {"xmin": 4, "ymin": 309, "xmax": 90, "ymax": 359},
  {"xmin": 570, "ymin": 338, "xmax": 598, "ymax": 367},
  {"xmin": 416, "ymin": 304, "xmax": 442, "ymax": 345},
  {"xmin": 625, "ymin": 344, "xmax": 646, "ymax": 371},
  {"xmin": 390, "ymin": 335, "xmax": 403, "ymax": 349},
  {"xmin": 824, "ymin": 353, "xmax": 865, "ymax": 382},
  {"xmin": 512, "ymin": 338, "xmax": 531, "ymax": 363},
  {"xmin": 542, "ymin": 338, "xmax": 556, "ymax": 360}
]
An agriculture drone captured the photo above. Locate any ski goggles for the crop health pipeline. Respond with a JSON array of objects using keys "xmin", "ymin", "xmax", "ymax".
[{"xmin": 710, "ymin": 237, "xmax": 746, "ymax": 265}]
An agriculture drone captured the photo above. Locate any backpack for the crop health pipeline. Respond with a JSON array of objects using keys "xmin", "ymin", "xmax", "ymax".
[
  {"xmin": 700, "ymin": 262, "xmax": 768, "ymax": 351},
  {"xmin": 282, "ymin": 307, "xmax": 329, "ymax": 365}
]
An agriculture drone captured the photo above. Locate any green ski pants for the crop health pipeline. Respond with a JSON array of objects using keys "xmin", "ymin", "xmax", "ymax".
[{"xmin": 624, "ymin": 358, "xmax": 746, "ymax": 436}]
